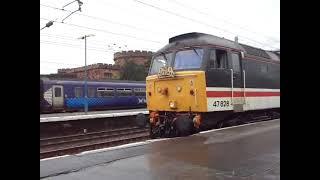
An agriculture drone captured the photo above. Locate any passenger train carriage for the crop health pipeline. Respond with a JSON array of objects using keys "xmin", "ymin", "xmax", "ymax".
[
  {"xmin": 146, "ymin": 32, "xmax": 280, "ymax": 138},
  {"xmin": 40, "ymin": 79, "xmax": 146, "ymax": 113}
]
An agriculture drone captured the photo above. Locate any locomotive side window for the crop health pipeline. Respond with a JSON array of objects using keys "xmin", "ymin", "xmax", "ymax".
[
  {"xmin": 88, "ymin": 87, "xmax": 95, "ymax": 98},
  {"xmin": 97, "ymin": 88, "xmax": 114, "ymax": 97},
  {"xmin": 208, "ymin": 49, "xmax": 227, "ymax": 69},
  {"xmin": 75, "ymin": 87, "xmax": 83, "ymax": 98},
  {"xmin": 231, "ymin": 53, "xmax": 241, "ymax": 72},
  {"xmin": 54, "ymin": 87, "xmax": 62, "ymax": 97},
  {"xmin": 216, "ymin": 50, "xmax": 227, "ymax": 69}
]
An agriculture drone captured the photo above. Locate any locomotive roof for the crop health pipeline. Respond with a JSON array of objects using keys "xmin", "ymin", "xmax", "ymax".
[{"xmin": 157, "ymin": 32, "xmax": 280, "ymax": 62}]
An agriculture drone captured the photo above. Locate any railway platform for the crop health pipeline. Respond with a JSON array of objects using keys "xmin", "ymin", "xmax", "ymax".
[
  {"xmin": 40, "ymin": 108, "xmax": 148, "ymax": 123},
  {"xmin": 40, "ymin": 119, "xmax": 280, "ymax": 180}
]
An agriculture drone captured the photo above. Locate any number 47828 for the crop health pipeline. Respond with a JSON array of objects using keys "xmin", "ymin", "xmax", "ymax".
[{"xmin": 213, "ymin": 100, "xmax": 230, "ymax": 107}]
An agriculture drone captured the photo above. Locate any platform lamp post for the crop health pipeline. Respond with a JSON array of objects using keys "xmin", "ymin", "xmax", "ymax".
[{"xmin": 78, "ymin": 34, "xmax": 95, "ymax": 114}]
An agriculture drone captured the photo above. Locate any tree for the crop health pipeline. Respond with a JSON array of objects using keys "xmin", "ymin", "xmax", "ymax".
[{"xmin": 119, "ymin": 61, "xmax": 148, "ymax": 81}]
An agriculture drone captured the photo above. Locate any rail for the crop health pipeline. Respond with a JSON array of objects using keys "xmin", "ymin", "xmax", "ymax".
[{"xmin": 40, "ymin": 127, "xmax": 149, "ymax": 159}]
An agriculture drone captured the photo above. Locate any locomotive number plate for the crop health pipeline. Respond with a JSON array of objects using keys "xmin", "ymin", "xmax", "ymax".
[
  {"xmin": 213, "ymin": 100, "xmax": 230, "ymax": 107},
  {"xmin": 158, "ymin": 66, "xmax": 175, "ymax": 78}
]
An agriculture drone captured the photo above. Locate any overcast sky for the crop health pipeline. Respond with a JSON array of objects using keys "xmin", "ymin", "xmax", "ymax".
[{"xmin": 40, "ymin": 0, "xmax": 280, "ymax": 74}]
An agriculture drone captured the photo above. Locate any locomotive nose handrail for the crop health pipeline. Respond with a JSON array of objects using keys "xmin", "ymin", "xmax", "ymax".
[{"xmin": 195, "ymin": 89, "xmax": 198, "ymax": 107}]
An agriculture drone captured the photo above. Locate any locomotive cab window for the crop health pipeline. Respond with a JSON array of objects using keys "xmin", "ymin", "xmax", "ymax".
[
  {"xmin": 149, "ymin": 53, "xmax": 173, "ymax": 75},
  {"xmin": 173, "ymin": 48, "xmax": 204, "ymax": 70},
  {"xmin": 216, "ymin": 50, "xmax": 228, "ymax": 69},
  {"xmin": 208, "ymin": 49, "xmax": 227, "ymax": 69}
]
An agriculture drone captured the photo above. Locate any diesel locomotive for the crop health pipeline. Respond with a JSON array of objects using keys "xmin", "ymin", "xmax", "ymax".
[{"xmin": 146, "ymin": 32, "xmax": 280, "ymax": 138}]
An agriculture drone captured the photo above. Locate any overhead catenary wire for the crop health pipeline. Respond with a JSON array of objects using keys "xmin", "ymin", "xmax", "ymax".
[
  {"xmin": 40, "ymin": 33, "xmax": 157, "ymax": 52},
  {"xmin": 168, "ymin": 0, "xmax": 280, "ymax": 44},
  {"xmin": 40, "ymin": 17, "xmax": 162, "ymax": 44},
  {"xmin": 41, "ymin": 2, "xmax": 278, "ymax": 49},
  {"xmin": 132, "ymin": 0, "xmax": 278, "ymax": 50},
  {"xmin": 61, "ymin": 0, "xmax": 83, "ymax": 22},
  {"xmin": 41, "ymin": 2, "xmax": 279, "ymax": 48},
  {"xmin": 40, "ymin": 40, "xmax": 116, "ymax": 53},
  {"xmin": 40, "ymin": 3, "xmax": 166, "ymax": 35},
  {"xmin": 40, "ymin": 33, "xmax": 128, "ymax": 50}
]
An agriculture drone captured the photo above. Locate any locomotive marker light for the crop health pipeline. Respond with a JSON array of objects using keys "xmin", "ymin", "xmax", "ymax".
[
  {"xmin": 176, "ymin": 86, "xmax": 182, "ymax": 92},
  {"xmin": 78, "ymin": 34, "xmax": 95, "ymax": 114},
  {"xmin": 169, "ymin": 101, "xmax": 177, "ymax": 109}
]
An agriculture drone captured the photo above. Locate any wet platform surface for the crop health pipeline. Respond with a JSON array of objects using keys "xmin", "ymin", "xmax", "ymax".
[
  {"xmin": 40, "ymin": 108, "xmax": 148, "ymax": 123},
  {"xmin": 40, "ymin": 119, "xmax": 280, "ymax": 180}
]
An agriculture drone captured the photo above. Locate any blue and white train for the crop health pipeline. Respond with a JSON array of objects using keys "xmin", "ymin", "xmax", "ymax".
[{"xmin": 40, "ymin": 78, "xmax": 146, "ymax": 113}]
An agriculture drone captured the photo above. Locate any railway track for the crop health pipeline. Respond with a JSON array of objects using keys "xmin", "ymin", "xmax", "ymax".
[
  {"xmin": 40, "ymin": 112, "xmax": 278, "ymax": 159},
  {"xmin": 40, "ymin": 127, "xmax": 149, "ymax": 159}
]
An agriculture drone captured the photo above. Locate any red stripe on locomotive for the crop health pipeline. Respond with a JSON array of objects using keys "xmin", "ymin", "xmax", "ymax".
[{"xmin": 206, "ymin": 91, "xmax": 280, "ymax": 97}]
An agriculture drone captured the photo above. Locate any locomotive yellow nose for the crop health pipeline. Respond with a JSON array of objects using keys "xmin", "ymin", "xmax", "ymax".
[{"xmin": 146, "ymin": 71, "xmax": 207, "ymax": 112}]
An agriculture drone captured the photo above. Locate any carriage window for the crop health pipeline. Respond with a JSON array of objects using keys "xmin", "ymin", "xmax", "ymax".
[
  {"xmin": 216, "ymin": 50, "xmax": 227, "ymax": 69},
  {"xmin": 134, "ymin": 88, "xmax": 146, "ymax": 96},
  {"xmin": 54, "ymin": 87, "xmax": 61, "ymax": 97},
  {"xmin": 174, "ymin": 48, "xmax": 204, "ymax": 70},
  {"xmin": 88, "ymin": 87, "xmax": 95, "ymax": 97},
  {"xmin": 231, "ymin": 53, "xmax": 240, "ymax": 72},
  {"xmin": 117, "ymin": 88, "xmax": 132, "ymax": 96},
  {"xmin": 75, "ymin": 87, "xmax": 83, "ymax": 98},
  {"xmin": 97, "ymin": 88, "xmax": 114, "ymax": 97}
]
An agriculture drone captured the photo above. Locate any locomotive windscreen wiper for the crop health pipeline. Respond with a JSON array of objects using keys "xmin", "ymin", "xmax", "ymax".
[
  {"xmin": 160, "ymin": 52, "xmax": 169, "ymax": 65},
  {"xmin": 192, "ymin": 48, "xmax": 201, "ymax": 59}
]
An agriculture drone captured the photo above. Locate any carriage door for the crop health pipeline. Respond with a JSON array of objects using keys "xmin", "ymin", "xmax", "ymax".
[
  {"xmin": 52, "ymin": 85, "xmax": 64, "ymax": 109},
  {"xmin": 230, "ymin": 52, "xmax": 245, "ymax": 112}
]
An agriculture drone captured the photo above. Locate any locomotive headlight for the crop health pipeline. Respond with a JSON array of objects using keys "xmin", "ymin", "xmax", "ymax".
[
  {"xmin": 169, "ymin": 101, "xmax": 177, "ymax": 109},
  {"xmin": 176, "ymin": 86, "xmax": 182, "ymax": 92}
]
